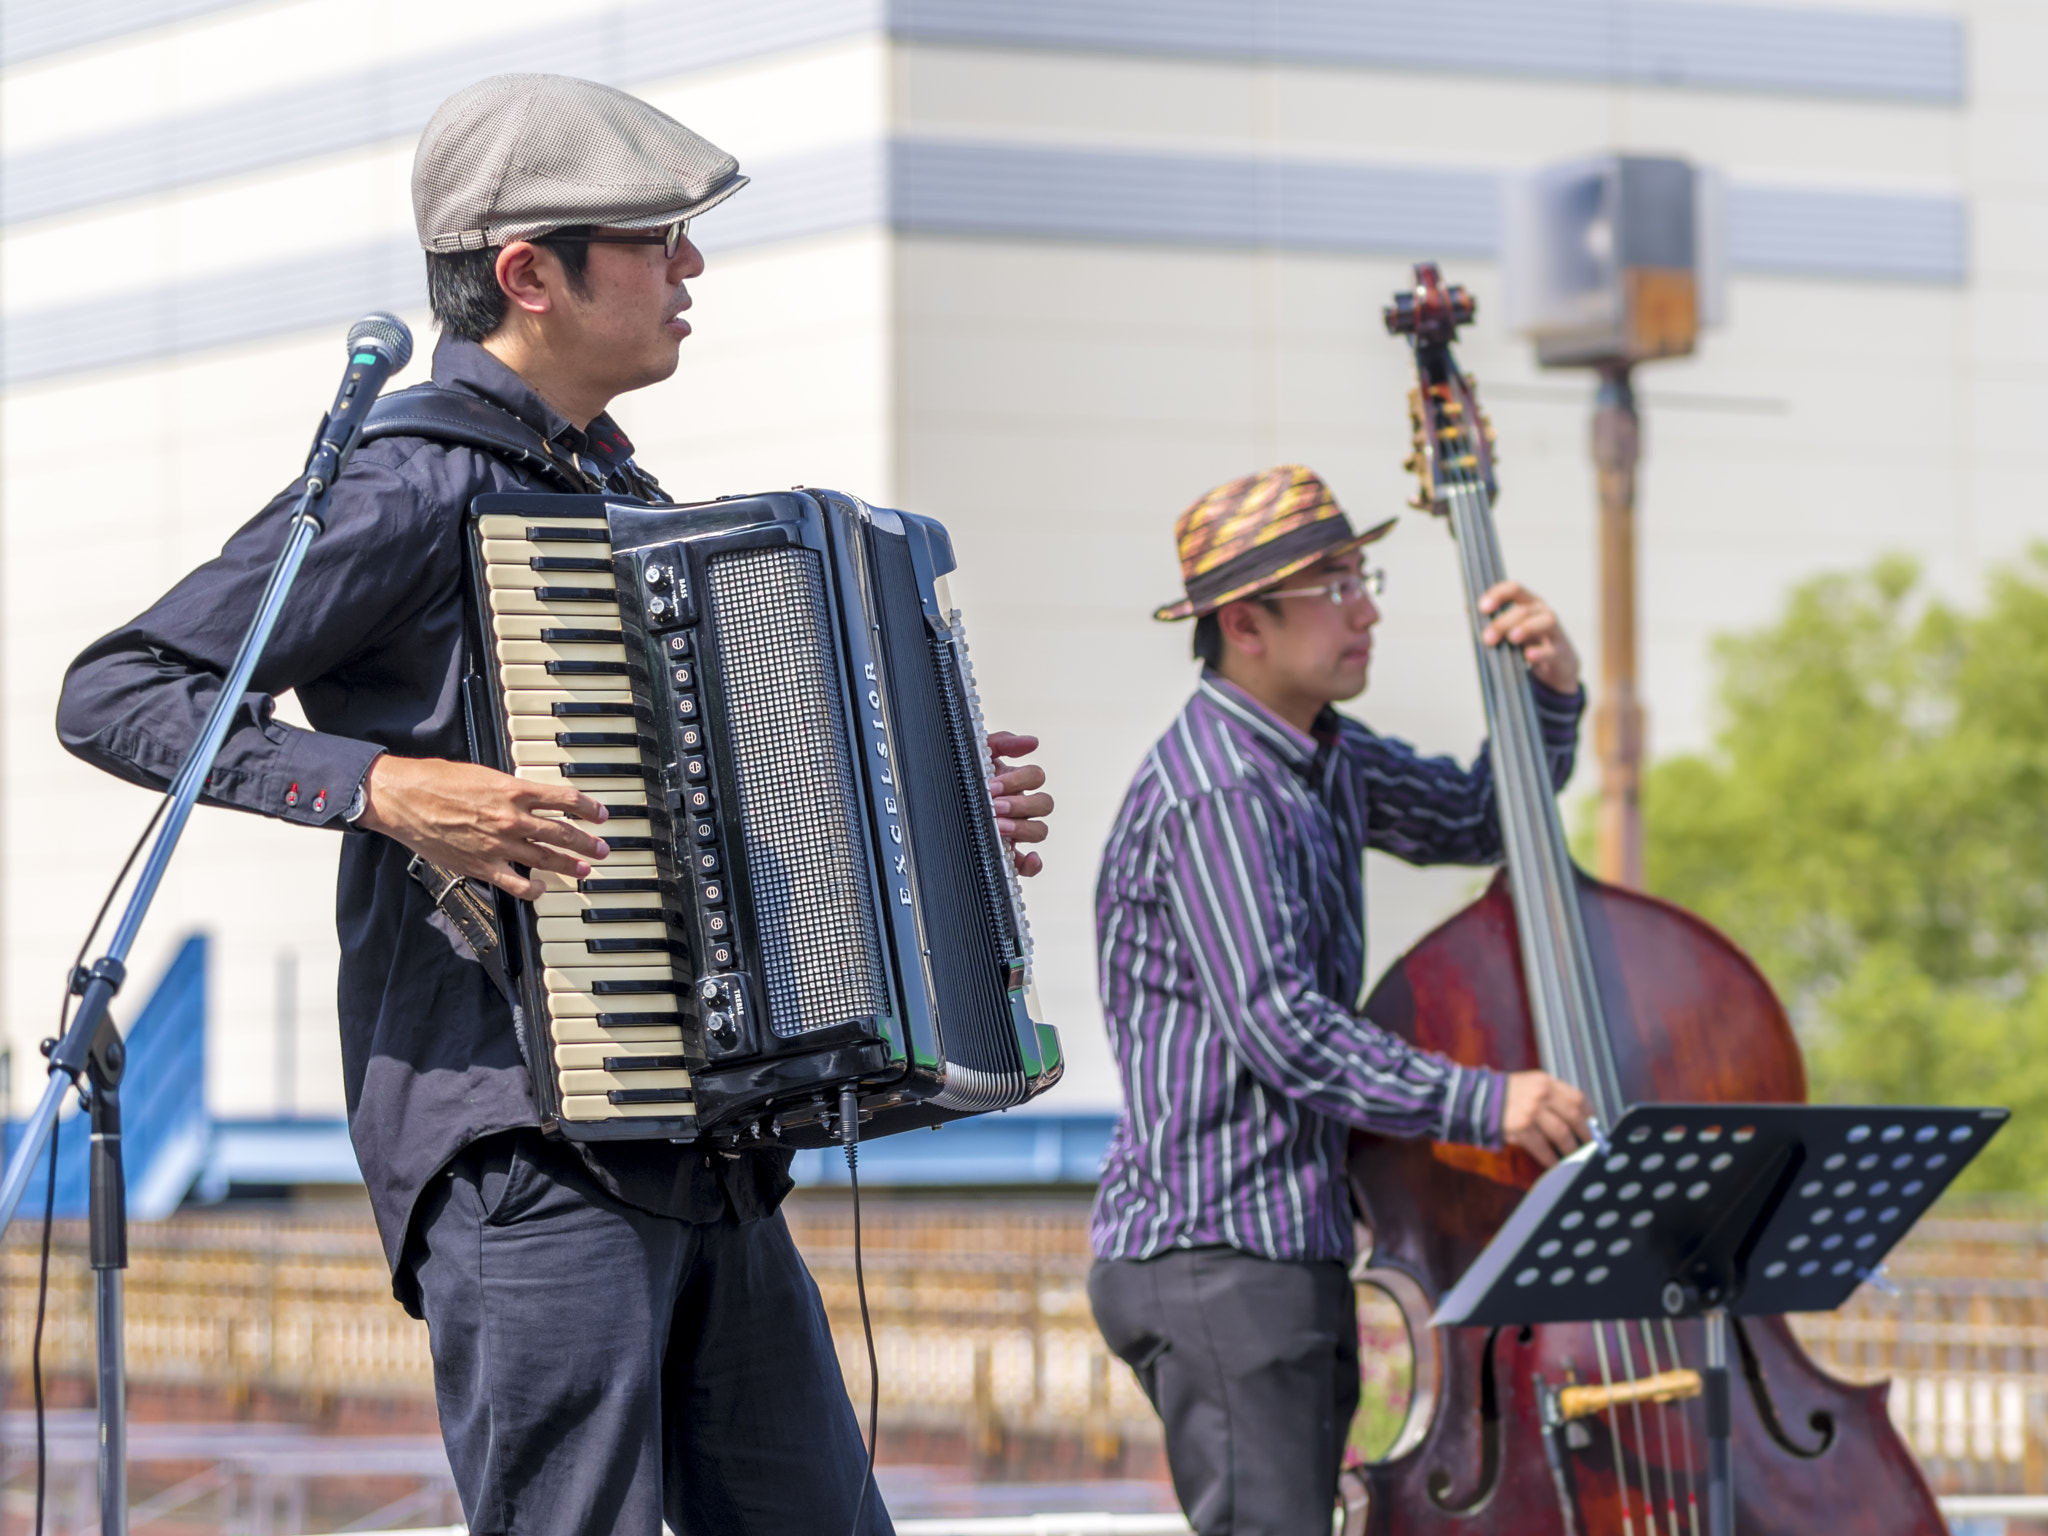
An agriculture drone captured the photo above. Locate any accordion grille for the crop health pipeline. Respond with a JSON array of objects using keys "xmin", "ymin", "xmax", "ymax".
[{"xmin": 707, "ymin": 546, "xmax": 886, "ymax": 1038}]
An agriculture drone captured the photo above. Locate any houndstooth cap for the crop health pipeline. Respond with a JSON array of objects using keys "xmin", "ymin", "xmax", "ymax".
[{"xmin": 412, "ymin": 74, "xmax": 748, "ymax": 253}]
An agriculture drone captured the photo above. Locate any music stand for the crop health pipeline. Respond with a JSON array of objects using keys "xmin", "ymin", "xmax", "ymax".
[{"xmin": 1434, "ymin": 1102, "xmax": 2008, "ymax": 1536}]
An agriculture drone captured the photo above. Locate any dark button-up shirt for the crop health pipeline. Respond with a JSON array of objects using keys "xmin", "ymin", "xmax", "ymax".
[
  {"xmin": 1090, "ymin": 672, "xmax": 1583, "ymax": 1264},
  {"xmin": 58, "ymin": 335, "xmax": 790, "ymax": 1308}
]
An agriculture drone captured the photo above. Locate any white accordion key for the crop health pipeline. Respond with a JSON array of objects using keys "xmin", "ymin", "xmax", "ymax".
[
  {"xmin": 560, "ymin": 1067, "xmax": 693, "ymax": 1095},
  {"xmin": 543, "ymin": 964, "xmax": 674, "ymax": 993},
  {"xmin": 488, "ymin": 589, "xmax": 624, "ymax": 618},
  {"xmin": 535, "ymin": 916, "xmax": 671, "ymax": 942},
  {"xmin": 547, "ymin": 1020, "xmax": 686, "ymax": 1047},
  {"xmin": 480, "ymin": 537, "xmax": 616, "ymax": 564},
  {"xmin": 491, "ymin": 613, "xmax": 623, "ymax": 642},
  {"xmin": 504, "ymin": 686, "xmax": 640, "ymax": 715},
  {"xmin": 553, "ymin": 1041, "xmax": 690, "ymax": 1069},
  {"xmin": 544, "ymin": 989, "xmax": 680, "ymax": 1019},
  {"xmin": 476, "ymin": 514, "xmax": 609, "ymax": 540},
  {"xmin": 511, "ymin": 740, "xmax": 643, "ymax": 769},
  {"xmin": 500, "ymin": 666, "xmax": 632, "ymax": 692},
  {"xmin": 561, "ymin": 1095, "xmax": 697, "ymax": 1122},
  {"xmin": 484, "ymin": 563, "xmax": 617, "ymax": 593},
  {"xmin": 541, "ymin": 941, "xmax": 674, "ymax": 968}
]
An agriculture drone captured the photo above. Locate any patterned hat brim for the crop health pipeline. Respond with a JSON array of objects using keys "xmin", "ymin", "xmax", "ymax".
[{"xmin": 1153, "ymin": 515, "xmax": 1397, "ymax": 621}]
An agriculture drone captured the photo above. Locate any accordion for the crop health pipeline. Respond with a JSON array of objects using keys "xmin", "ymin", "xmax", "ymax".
[{"xmin": 460, "ymin": 487, "xmax": 1062, "ymax": 1148}]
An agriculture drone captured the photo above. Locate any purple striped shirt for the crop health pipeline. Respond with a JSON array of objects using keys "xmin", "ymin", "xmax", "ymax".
[{"xmin": 1089, "ymin": 673, "xmax": 1584, "ymax": 1263}]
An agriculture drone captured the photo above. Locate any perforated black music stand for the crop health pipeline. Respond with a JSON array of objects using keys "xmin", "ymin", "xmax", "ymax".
[{"xmin": 1434, "ymin": 1103, "xmax": 2006, "ymax": 1536}]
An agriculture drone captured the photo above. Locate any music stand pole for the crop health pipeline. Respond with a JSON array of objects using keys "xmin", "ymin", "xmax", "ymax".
[{"xmin": 1703, "ymin": 1307, "xmax": 1732, "ymax": 1536}]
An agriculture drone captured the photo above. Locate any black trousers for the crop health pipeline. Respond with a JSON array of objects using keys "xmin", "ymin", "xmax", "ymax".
[
  {"xmin": 1089, "ymin": 1247, "xmax": 1358, "ymax": 1536},
  {"xmin": 404, "ymin": 1130, "xmax": 891, "ymax": 1536}
]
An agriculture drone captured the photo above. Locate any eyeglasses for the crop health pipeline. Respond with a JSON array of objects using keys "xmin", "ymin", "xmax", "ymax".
[
  {"xmin": 1264, "ymin": 566, "xmax": 1386, "ymax": 606},
  {"xmin": 538, "ymin": 217, "xmax": 691, "ymax": 261}
]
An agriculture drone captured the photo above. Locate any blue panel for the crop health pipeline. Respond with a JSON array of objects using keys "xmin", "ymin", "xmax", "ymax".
[
  {"xmin": 1, "ymin": 0, "xmax": 880, "ymax": 227},
  {"xmin": 892, "ymin": 0, "xmax": 1964, "ymax": 103},
  {"xmin": 789, "ymin": 1112, "xmax": 1120, "ymax": 1186},
  {"xmin": 2, "ymin": 934, "xmax": 208, "ymax": 1221}
]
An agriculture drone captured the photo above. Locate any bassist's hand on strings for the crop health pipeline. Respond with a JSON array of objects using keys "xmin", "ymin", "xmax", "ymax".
[
  {"xmin": 1502, "ymin": 1070, "xmax": 1593, "ymax": 1167},
  {"xmin": 354, "ymin": 755, "xmax": 612, "ymax": 901},
  {"xmin": 1479, "ymin": 581, "xmax": 1581, "ymax": 695}
]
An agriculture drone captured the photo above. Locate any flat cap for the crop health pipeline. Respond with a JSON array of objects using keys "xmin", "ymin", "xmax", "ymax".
[{"xmin": 413, "ymin": 73, "xmax": 748, "ymax": 253}]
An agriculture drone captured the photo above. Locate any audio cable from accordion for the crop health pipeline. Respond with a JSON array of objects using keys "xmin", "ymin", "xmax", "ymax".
[{"xmin": 838, "ymin": 1083, "xmax": 881, "ymax": 1536}]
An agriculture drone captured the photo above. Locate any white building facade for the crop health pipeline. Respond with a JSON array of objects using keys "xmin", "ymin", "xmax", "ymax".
[{"xmin": 0, "ymin": 0, "xmax": 2029, "ymax": 1118}]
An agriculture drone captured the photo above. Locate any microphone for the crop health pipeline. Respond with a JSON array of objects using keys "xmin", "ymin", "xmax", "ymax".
[{"xmin": 303, "ymin": 312, "xmax": 414, "ymax": 503}]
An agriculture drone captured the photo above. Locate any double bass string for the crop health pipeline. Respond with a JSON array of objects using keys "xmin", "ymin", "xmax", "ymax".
[
  {"xmin": 1634, "ymin": 1319, "xmax": 1686, "ymax": 1536},
  {"xmin": 1592, "ymin": 1321, "xmax": 1641, "ymax": 1536},
  {"xmin": 1441, "ymin": 407, "xmax": 1627, "ymax": 1123},
  {"xmin": 1612, "ymin": 1322, "xmax": 1663, "ymax": 1536},
  {"xmin": 1661, "ymin": 1317, "xmax": 1705, "ymax": 1536}
]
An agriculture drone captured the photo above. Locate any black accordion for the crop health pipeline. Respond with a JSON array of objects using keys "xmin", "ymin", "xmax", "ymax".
[{"xmin": 460, "ymin": 487, "xmax": 1062, "ymax": 1148}]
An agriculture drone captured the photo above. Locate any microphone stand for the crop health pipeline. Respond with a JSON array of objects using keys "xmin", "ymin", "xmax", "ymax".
[{"xmin": 0, "ymin": 316, "xmax": 411, "ymax": 1536}]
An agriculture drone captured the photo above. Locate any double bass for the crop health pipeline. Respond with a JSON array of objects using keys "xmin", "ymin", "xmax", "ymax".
[{"xmin": 1346, "ymin": 264, "xmax": 1944, "ymax": 1534}]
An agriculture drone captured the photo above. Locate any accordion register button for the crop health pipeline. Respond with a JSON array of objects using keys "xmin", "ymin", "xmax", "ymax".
[
  {"xmin": 693, "ymin": 818, "xmax": 717, "ymax": 843},
  {"xmin": 695, "ymin": 850, "xmax": 719, "ymax": 875},
  {"xmin": 685, "ymin": 788, "xmax": 713, "ymax": 815},
  {"xmin": 674, "ymin": 693, "xmax": 699, "ymax": 720},
  {"xmin": 683, "ymin": 756, "xmax": 707, "ymax": 781},
  {"xmin": 708, "ymin": 942, "xmax": 734, "ymax": 969},
  {"xmin": 700, "ymin": 880, "xmax": 725, "ymax": 905},
  {"xmin": 678, "ymin": 726, "xmax": 704, "ymax": 751},
  {"xmin": 705, "ymin": 912, "xmax": 730, "ymax": 938},
  {"xmin": 670, "ymin": 662, "xmax": 695, "ymax": 688},
  {"xmin": 666, "ymin": 632, "xmax": 690, "ymax": 658}
]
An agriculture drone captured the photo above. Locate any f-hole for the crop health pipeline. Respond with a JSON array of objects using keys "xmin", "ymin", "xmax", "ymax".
[
  {"xmin": 1427, "ymin": 1327, "xmax": 1503, "ymax": 1513},
  {"xmin": 1732, "ymin": 1316, "xmax": 1835, "ymax": 1459}
]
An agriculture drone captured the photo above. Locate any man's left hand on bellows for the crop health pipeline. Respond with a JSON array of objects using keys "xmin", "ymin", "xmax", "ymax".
[
  {"xmin": 1478, "ymin": 581, "xmax": 1582, "ymax": 695},
  {"xmin": 989, "ymin": 730, "xmax": 1053, "ymax": 877}
]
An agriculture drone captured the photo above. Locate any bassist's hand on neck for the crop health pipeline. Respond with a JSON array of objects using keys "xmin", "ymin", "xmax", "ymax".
[{"xmin": 1479, "ymin": 580, "xmax": 1582, "ymax": 695}]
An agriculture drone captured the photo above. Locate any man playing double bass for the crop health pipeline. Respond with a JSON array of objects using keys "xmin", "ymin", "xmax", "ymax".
[{"xmin": 1088, "ymin": 465, "xmax": 1595, "ymax": 1535}]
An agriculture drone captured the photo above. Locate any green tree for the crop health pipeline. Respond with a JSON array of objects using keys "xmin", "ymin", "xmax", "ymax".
[{"xmin": 1636, "ymin": 549, "xmax": 2048, "ymax": 1191}]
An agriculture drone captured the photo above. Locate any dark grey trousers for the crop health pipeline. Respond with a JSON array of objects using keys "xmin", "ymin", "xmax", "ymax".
[
  {"xmin": 405, "ymin": 1129, "xmax": 891, "ymax": 1536},
  {"xmin": 1089, "ymin": 1247, "xmax": 1358, "ymax": 1536}
]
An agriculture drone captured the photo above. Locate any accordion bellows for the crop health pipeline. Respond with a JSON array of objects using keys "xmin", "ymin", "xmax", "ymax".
[{"xmin": 464, "ymin": 487, "xmax": 1062, "ymax": 1147}]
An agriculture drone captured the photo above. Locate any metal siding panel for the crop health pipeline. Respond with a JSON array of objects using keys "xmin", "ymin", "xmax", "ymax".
[
  {"xmin": 0, "ymin": 139, "xmax": 886, "ymax": 386},
  {"xmin": 2, "ymin": 0, "xmax": 257, "ymax": 66},
  {"xmin": 891, "ymin": 0, "xmax": 1963, "ymax": 102},
  {"xmin": 0, "ymin": 141, "xmax": 1967, "ymax": 387},
  {"xmin": 1, "ymin": 0, "xmax": 881, "ymax": 227},
  {"xmin": 1729, "ymin": 186, "xmax": 1966, "ymax": 282}
]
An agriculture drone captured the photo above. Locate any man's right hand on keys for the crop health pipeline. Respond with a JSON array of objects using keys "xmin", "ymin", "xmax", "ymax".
[
  {"xmin": 1502, "ymin": 1070, "xmax": 1594, "ymax": 1168},
  {"xmin": 354, "ymin": 756, "xmax": 612, "ymax": 901}
]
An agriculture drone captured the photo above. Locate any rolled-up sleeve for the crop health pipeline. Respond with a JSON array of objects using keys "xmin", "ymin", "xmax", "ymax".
[
  {"xmin": 1159, "ymin": 783, "xmax": 1505, "ymax": 1146},
  {"xmin": 56, "ymin": 447, "xmax": 449, "ymax": 829}
]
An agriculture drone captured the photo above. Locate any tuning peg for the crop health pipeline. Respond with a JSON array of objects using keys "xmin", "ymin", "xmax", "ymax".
[{"xmin": 1402, "ymin": 452, "xmax": 1423, "ymax": 474}]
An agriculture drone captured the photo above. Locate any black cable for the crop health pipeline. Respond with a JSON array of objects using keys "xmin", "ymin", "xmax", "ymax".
[
  {"xmin": 32, "ymin": 1114, "xmax": 56, "ymax": 1536},
  {"xmin": 841, "ymin": 1085, "xmax": 879, "ymax": 1536},
  {"xmin": 25, "ymin": 797, "xmax": 167, "ymax": 1533}
]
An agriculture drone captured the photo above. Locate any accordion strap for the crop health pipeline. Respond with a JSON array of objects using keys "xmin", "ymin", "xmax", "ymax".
[
  {"xmin": 406, "ymin": 853, "xmax": 520, "ymax": 1009},
  {"xmin": 360, "ymin": 384, "xmax": 603, "ymax": 493}
]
